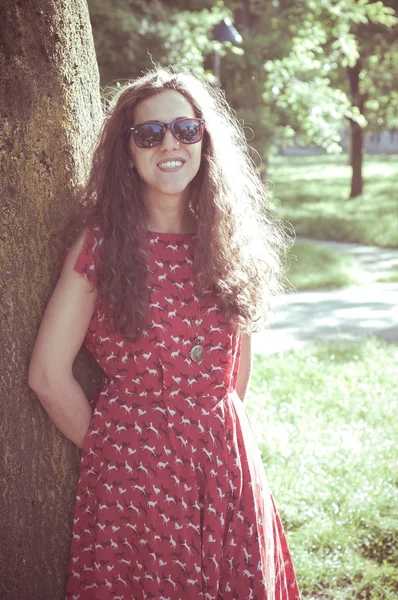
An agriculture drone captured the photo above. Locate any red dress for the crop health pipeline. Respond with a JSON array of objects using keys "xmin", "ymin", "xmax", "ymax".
[{"xmin": 65, "ymin": 225, "xmax": 301, "ymax": 600}]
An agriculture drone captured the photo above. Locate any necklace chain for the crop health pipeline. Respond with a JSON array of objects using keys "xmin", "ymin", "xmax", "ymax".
[{"xmin": 148, "ymin": 233, "xmax": 205, "ymax": 362}]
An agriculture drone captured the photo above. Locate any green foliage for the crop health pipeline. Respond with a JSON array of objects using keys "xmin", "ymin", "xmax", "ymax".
[
  {"xmin": 160, "ymin": 0, "xmax": 215, "ymax": 10},
  {"xmin": 88, "ymin": 0, "xmax": 226, "ymax": 85},
  {"xmin": 267, "ymin": 0, "xmax": 398, "ymax": 144},
  {"xmin": 247, "ymin": 338, "xmax": 398, "ymax": 598},
  {"xmin": 219, "ymin": 2, "xmax": 296, "ymax": 157},
  {"xmin": 153, "ymin": 9, "xmax": 224, "ymax": 73},
  {"xmin": 87, "ymin": 0, "xmax": 398, "ymax": 195},
  {"xmin": 214, "ymin": 0, "xmax": 398, "ymax": 168}
]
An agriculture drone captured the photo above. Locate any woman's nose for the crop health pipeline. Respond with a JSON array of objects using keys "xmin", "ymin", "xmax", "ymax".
[{"xmin": 160, "ymin": 128, "xmax": 180, "ymax": 151}]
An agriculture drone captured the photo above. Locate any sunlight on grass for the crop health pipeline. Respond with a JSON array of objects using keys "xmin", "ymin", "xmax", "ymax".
[
  {"xmin": 268, "ymin": 155, "xmax": 398, "ymax": 247},
  {"xmin": 376, "ymin": 273, "xmax": 398, "ymax": 284},
  {"xmin": 247, "ymin": 338, "xmax": 398, "ymax": 599},
  {"xmin": 285, "ymin": 241, "xmax": 362, "ymax": 290}
]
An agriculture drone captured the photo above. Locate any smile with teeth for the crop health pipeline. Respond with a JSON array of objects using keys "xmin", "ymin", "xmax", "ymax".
[{"xmin": 158, "ymin": 159, "xmax": 184, "ymax": 170}]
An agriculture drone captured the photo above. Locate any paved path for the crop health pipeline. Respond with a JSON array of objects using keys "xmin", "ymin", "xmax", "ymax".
[
  {"xmin": 252, "ymin": 237, "xmax": 398, "ymax": 355},
  {"xmin": 298, "ymin": 237, "xmax": 398, "ymax": 279}
]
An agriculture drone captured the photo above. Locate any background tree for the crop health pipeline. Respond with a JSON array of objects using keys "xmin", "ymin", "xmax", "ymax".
[
  {"xmin": 88, "ymin": 0, "xmax": 225, "ymax": 85},
  {"xmin": 219, "ymin": 0, "xmax": 301, "ymax": 169},
  {"xmin": 251, "ymin": 0, "xmax": 398, "ymax": 196},
  {"xmin": 87, "ymin": 0, "xmax": 398, "ymax": 196},
  {"xmin": 340, "ymin": 0, "xmax": 398, "ymax": 196},
  {"xmin": 0, "ymin": 2, "xmax": 102, "ymax": 599}
]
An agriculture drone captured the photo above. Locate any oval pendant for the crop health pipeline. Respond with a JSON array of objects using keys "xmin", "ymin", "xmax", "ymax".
[{"xmin": 190, "ymin": 344, "xmax": 205, "ymax": 363}]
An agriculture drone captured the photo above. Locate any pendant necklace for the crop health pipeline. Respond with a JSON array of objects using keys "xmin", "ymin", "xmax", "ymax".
[{"xmin": 148, "ymin": 233, "xmax": 205, "ymax": 363}]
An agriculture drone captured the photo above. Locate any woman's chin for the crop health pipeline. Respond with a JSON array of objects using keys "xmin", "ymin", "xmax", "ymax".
[{"xmin": 146, "ymin": 181, "xmax": 193, "ymax": 201}]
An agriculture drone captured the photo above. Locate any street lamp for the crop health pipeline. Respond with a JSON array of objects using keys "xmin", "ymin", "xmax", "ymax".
[{"xmin": 212, "ymin": 17, "xmax": 242, "ymax": 83}]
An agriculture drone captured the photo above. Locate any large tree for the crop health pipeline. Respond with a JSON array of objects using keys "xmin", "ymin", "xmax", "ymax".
[
  {"xmin": 342, "ymin": 0, "xmax": 398, "ymax": 196},
  {"xmin": 0, "ymin": 1, "xmax": 102, "ymax": 598},
  {"xmin": 248, "ymin": 0, "xmax": 398, "ymax": 197}
]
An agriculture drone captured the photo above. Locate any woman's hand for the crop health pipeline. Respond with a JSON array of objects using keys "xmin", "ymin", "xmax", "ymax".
[{"xmin": 235, "ymin": 333, "xmax": 252, "ymax": 402}]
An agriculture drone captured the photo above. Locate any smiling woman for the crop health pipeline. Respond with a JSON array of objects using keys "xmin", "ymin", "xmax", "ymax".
[
  {"xmin": 28, "ymin": 67, "xmax": 300, "ymax": 600},
  {"xmin": 128, "ymin": 91, "xmax": 204, "ymax": 207}
]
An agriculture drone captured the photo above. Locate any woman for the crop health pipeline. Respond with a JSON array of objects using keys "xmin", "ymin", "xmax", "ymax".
[{"xmin": 29, "ymin": 68, "xmax": 301, "ymax": 600}]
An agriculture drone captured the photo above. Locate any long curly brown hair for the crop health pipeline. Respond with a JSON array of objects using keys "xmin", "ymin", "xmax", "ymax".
[{"xmin": 67, "ymin": 67, "xmax": 287, "ymax": 341}]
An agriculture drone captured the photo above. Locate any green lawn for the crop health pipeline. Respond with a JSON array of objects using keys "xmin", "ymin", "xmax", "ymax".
[
  {"xmin": 268, "ymin": 155, "xmax": 398, "ymax": 248},
  {"xmin": 247, "ymin": 338, "xmax": 398, "ymax": 600},
  {"xmin": 284, "ymin": 240, "xmax": 398, "ymax": 291},
  {"xmin": 285, "ymin": 241, "xmax": 362, "ymax": 291}
]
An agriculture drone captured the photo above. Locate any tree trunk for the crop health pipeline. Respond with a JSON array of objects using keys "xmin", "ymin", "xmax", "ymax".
[
  {"xmin": 0, "ymin": 2, "xmax": 102, "ymax": 599},
  {"xmin": 349, "ymin": 119, "xmax": 364, "ymax": 198},
  {"xmin": 347, "ymin": 59, "xmax": 367, "ymax": 198}
]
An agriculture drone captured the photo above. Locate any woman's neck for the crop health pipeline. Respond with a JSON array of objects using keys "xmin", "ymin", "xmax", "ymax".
[{"xmin": 145, "ymin": 197, "xmax": 196, "ymax": 234}]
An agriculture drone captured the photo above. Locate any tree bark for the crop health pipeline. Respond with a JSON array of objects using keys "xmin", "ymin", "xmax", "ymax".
[
  {"xmin": 347, "ymin": 58, "xmax": 367, "ymax": 198},
  {"xmin": 0, "ymin": 2, "xmax": 102, "ymax": 599},
  {"xmin": 349, "ymin": 118, "xmax": 364, "ymax": 197}
]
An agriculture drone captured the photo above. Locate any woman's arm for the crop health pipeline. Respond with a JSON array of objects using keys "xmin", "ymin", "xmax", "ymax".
[
  {"xmin": 235, "ymin": 333, "xmax": 252, "ymax": 402},
  {"xmin": 28, "ymin": 229, "xmax": 98, "ymax": 449}
]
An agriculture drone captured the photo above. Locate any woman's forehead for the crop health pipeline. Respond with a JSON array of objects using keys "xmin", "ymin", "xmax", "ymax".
[{"xmin": 133, "ymin": 90, "xmax": 195, "ymax": 123}]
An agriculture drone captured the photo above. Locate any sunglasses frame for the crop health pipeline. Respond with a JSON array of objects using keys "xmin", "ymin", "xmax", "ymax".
[{"xmin": 130, "ymin": 117, "xmax": 205, "ymax": 148}]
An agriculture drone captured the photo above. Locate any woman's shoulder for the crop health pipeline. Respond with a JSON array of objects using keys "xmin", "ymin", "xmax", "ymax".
[{"xmin": 66, "ymin": 219, "xmax": 104, "ymax": 287}]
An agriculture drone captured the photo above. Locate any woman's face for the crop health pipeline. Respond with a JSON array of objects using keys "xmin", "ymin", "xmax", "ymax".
[{"xmin": 129, "ymin": 90, "xmax": 203, "ymax": 205}]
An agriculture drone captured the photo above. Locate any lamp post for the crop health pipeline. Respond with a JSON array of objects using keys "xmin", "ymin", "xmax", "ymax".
[{"xmin": 212, "ymin": 17, "xmax": 242, "ymax": 83}]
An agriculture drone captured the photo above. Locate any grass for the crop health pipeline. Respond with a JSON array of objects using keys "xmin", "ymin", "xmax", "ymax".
[
  {"xmin": 285, "ymin": 241, "xmax": 362, "ymax": 291},
  {"xmin": 268, "ymin": 155, "xmax": 398, "ymax": 248},
  {"xmin": 375, "ymin": 272, "xmax": 398, "ymax": 284},
  {"xmin": 246, "ymin": 338, "xmax": 398, "ymax": 599}
]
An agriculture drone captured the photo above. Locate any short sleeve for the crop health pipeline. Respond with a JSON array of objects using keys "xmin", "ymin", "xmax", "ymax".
[{"xmin": 71, "ymin": 223, "xmax": 103, "ymax": 287}]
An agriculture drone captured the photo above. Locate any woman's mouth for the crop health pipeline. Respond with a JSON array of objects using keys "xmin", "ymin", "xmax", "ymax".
[{"xmin": 157, "ymin": 159, "xmax": 185, "ymax": 172}]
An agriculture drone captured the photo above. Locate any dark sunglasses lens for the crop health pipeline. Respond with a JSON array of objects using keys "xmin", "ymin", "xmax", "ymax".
[
  {"xmin": 173, "ymin": 119, "xmax": 202, "ymax": 143},
  {"xmin": 134, "ymin": 123, "xmax": 164, "ymax": 148}
]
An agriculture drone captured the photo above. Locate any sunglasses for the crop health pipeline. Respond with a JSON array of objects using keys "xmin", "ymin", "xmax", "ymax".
[{"xmin": 130, "ymin": 117, "xmax": 205, "ymax": 149}]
